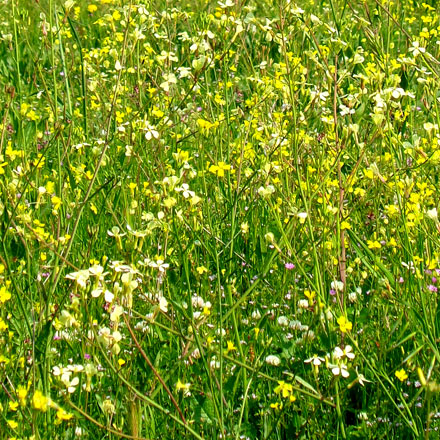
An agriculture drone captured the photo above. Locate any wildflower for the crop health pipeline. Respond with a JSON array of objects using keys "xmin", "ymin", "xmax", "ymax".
[
  {"xmin": 226, "ymin": 340, "xmax": 237, "ymax": 353},
  {"xmin": 331, "ymin": 363, "xmax": 350, "ymax": 378},
  {"xmin": 304, "ymin": 290, "xmax": 315, "ymax": 301},
  {"xmin": 331, "ymin": 281, "xmax": 344, "ymax": 291},
  {"xmin": 274, "ymin": 380, "xmax": 293, "ymax": 398},
  {"xmin": 209, "ymin": 162, "xmax": 231, "ymax": 177},
  {"xmin": 265, "ymin": 355, "xmax": 281, "ymax": 366},
  {"xmin": 176, "ymin": 380, "xmax": 191, "ymax": 396},
  {"xmin": 65, "ymin": 270, "xmax": 90, "ymax": 290},
  {"xmin": 0, "ymin": 286, "xmax": 11, "ymax": 303},
  {"xmin": 17, "ymin": 385, "xmax": 28, "ymax": 406},
  {"xmin": 7, "ymin": 419, "xmax": 18, "ymax": 429},
  {"xmin": 285, "ymin": 262, "xmax": 295, "ymax": 270},
  {"xmin": 175, "ymin": 183, "xmax": 195, "ymax": 198},
  {"xmin": 102, "ymin": 399, "xmax": 115, "ymax": 415},
  {"xmin": 426, "ymin": 208, "xmax": 438, "ymax": 221},
  {"xmin": 297, "ymin": 212, "xmax": 308, "ymax": 224},
  {"xmin": 158, "ymin": 296, "xmax": 168, "ymax": 313},
  {"xmin": 110, "ymin": 305, "xmax": 124, "ymax": 322},
  {"xmin": 143, "ymin": 122, "xmax": 159, "ymax": 140},
  {"xmin": 409, "ymin": 41, "xmax": 426, "ymax": 57},
  {"xmin": 32, "ymin": 390, "xmax": 48, "ymax": 411},
  {"xmin": 196, "ymin": 266, "xmax": 208, "ymax": 275},
  {"xmin": 334, "ymin": 345, "xmax": 355, "ymax": 360},
  {"xmin": 56, "ymin": 407, "xmax": 73, "ymax": 421},
  {"xmin": 340, "ymin": 220, "xmax": 351, "ymax": 230},
  {"xmin": 395, "ymin": 369, "xmax": 408, "ymax": 382},
  {"xmin": 348, "ymin": 368, "xmax": 372, "ymax": 388},
  {"xmin": 257, "ymin": 185, "xmax": 275, "ymax": 198},
  {"xmin": 51, "ymin": 195, "xmax": 62, "ymax": 211},
  {"xmin": 297, "ymin": 299, "xmax": 309, "ymax": 309},
  {"xmin": 337, "ymin": 316, "xmax": 353, "ymax": 333},
  {"xmin": 9, "ymin": 401, "xmax": 19, "ymax": 411},
  {"xmin": 107, "ymin": 226, "xmax": 126, "ymax": 250},
  {"xmin": 305, "ymin": 354, "xmax": 325, "ymax": 366}
]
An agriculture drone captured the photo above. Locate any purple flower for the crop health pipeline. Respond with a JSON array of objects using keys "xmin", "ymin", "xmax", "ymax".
[
  {"xmin": 329, "ymin": 289, "xmax": 336, "ymax": 296},
  {"xmin": 84, "ymin": 353, "xmax": 91, "ymax": 360},
  {"xmin": 285, "ymin": 263, "xmax": 295, "ymax": 270},
  {"xmin": 428, "ymin": 284, "xmax": 438, "ymax": 292}
]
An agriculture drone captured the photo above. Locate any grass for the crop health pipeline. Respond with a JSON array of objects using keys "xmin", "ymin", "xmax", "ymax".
[{"xmin": 1, "ymin": 0, "xmax": 440, "ymax": 438}]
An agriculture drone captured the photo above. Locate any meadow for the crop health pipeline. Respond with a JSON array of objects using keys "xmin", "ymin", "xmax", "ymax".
[{"xmin": 1, "ymin": 0, "xmax": 440, "ymax": 438}]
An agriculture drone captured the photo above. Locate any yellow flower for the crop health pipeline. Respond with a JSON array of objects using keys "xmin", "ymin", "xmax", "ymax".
[
  {"xmin": 337, "ymin": 316, "xmax": 353, "ymax": 333},
  {"xmin": 8, "ymin": 401, "xmax": 19, "ymax": 411},
  {"xmin": 17, "ymin": 385, "xmax": 28, "ymax": 406},
  {"xmin": 7, "ymin": 419, "xmax": 18, "ymax": 429},
  {"xmin": 32, "ymin": 390, "xmax": 48, "ymax": 411},
  {"xmin": 176, "ymin": 379, "xmax": 191, "ymax": 396},
  {"xmin": 274, "ymin": 380, "xmax": 293, "ymax": 398},
  {"xmin": 340, "ymin": 221, "xmax": 351, "ymax": 230},
  {"xmin": 226, "ymin": 340, "xmax": 237, "ymax": 353},
  {"xmin": 209, "ymin": 162, "xmax": 231, "ymax": 177},
  {"xmin": 395, "ymin": 368, "xmax": 408, "ymax": 382},
  {"xmin": 304, "ymin": 290, "xmax": 315, "ymax": 301},
  {"xmin": 56, "ymin": 407, "xmax": 73, "ymax": 421},
  {"xmin": 0, "ymin": 318, "xmax": 8, "ymax": 331},
  {"xmin": 0, "ymin": 286, "xmax": 11, "ymax": 303},
  {"xmin": 367, "ymin": 240, "xmax": 382, "ymax": 250},
  {"xmin": 51, "ymin": 196, "xmax": 62, "ymax": 211}
]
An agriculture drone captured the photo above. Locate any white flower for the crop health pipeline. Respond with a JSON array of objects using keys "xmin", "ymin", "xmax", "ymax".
[
  {"xmin": 333, "ymin": 345, "xmax": 355, "ymax": 360},
  {"xmin": 277, "ymin": 316, "xmax": 289, "ymax": 327},
  {"xmin": 107, "ymin": 226, "xmax": 125, "ymax": 237},
  {"xmin": 251, "ymin": 310, "xmax": 261, "ymax": 320},
  {"xmin": 426, "ymin": 207, "xmax": 438, "ymax": 221},
  {"xmin": 304, "ymin": 354, "xmax": 325, "ymax": 366},
  {"xmin": 145, "ymin": 125, "xmax": 159, "ymax": 140},
  {"xmin": 265, "ymin": 355, "xmax": 281, "ymax": 366},
  {"xmin": 297, "ymin": 299, "xmax": 309, "ymax": 309},
  {"xmin": 104, "ymin": 290, "xmax": 114, "ymax": 303},
  {"xmin": 218, "ymin": 0, "xmax": 234, "ymax": 8},
  {"xmin": 257, "ymin": 185, "xmax": 275, "ymax": 198},
  {"xmin": 175, "ymin": 183, "xmax": 195, "ymax": 199},
  {"xmin": 409, "ymin": 41, "xmax": 426, "ymax": 57},
  {"xmin": 149, "ymin": 259, "xmax": 170, "ymax": 273},
  {"xmin": 297, "ymin": 212, "xmax": 308, "ymax": 223},
  {"xmin": 331, "ymin": 280, "xmax": 344, "ymax": 291},
  {"xmin": 424, "ymin": 122, "xmax": 438, "ymax": 133},
  {"xmin": 331, "ymin": 363, "xmax": 349, "ymax": 378},
  {"xmin": 110, "ymin": 305, "xmax": 124, "ymax": 322},
  {"xmin": 65, "ymin": 270, "xmax": 90, "ymax": 289},
  {"xmin": 158, "ymin": 296, "xmax": 168, "ymax": 313}
]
